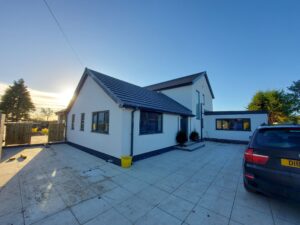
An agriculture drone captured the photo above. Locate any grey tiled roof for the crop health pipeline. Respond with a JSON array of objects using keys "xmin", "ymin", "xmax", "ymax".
[
  {"xmin": 145, "ymin": 72, "xmax": 215, "ymax": 99},
  {"xmin": 84, "ymin": 68, "xmax": 193, "ymax": 116}
]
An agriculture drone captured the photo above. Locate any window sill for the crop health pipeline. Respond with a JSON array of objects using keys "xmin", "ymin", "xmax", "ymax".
[
  {"xmin": 91, "ymin": 130, "xmax": 109, "ymax": 135},
  {"xmin": 139, "ymin": 132, "xmax": 163, "ymax": 136},
  {"xmin": 216, "ymin": 129, "xmax": 251, "ymax": 132}
]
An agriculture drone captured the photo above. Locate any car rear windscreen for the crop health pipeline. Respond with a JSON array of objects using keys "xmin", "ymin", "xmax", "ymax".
[{"xmin": 253, "ymin": 128, "xmax": 300, "ymax": 150}]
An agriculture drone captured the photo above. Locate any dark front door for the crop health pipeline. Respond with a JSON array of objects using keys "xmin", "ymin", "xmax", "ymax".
[{"xmin": 180, "ymin": 116, "xmax": 188, "ymax": 134}]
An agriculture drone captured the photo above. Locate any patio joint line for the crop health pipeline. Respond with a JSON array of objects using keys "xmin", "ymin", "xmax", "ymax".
[
  {"xmin": 181, "ymin": 151, "xmax": 239, "ymax": 224},
  {"xmin": 17, "ymin": 173, "xmax": 26, "ymax": 225},
  {"xmin": 227, "ymin": 172, "xmax": 243, "ymax": 225}
]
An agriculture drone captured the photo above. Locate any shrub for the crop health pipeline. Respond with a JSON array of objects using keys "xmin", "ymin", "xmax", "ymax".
[
  {"xmin": 41, "ymin": 128, "xmax": 48, "ymax": 135},
  {"xmin": 189, "ymin": 130, "xmax": 199, "ymax": 142},
  {"xmin": 31, "ymin": 127, "xmax": 38, "ymax": 133},
  {"xmin": 176, "ymin": 130, "xmax": 188, "ymax": 146}
]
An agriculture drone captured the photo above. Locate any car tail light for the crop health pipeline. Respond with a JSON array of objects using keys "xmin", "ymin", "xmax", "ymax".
[{"xmin": 244, "ymin": 148, "xmax": 269, "ymax": 165}]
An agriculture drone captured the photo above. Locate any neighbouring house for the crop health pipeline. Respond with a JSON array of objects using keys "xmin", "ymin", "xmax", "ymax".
[
  {"xmin": 66, "ymin": 68, "xmax": 267, "ymax": 165},
  {"xmin": 56, "ymin": 109, "xmax": 67, "ymax": 124}
]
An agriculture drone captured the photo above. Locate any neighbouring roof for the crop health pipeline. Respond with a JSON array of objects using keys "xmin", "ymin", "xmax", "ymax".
[
  {"xmin": 145, "ymin": 72, "xmax": 215, "ymax": 99},
  {"xmin": 55, "ymin": 109, "xmax": 66, "ymax": 115},
  {"xmin": 67, "ymin": 68, "xmax": 194, "ymax": 116},
  {"xmin": 204, "ymin": 110, "xmax": 268, "ymax": 115}
]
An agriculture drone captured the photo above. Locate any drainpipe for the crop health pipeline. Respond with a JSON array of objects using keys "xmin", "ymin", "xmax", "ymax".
[
  {"xmin": 130, "ymin": 109, "xmax": 136, "ymax": 157},
  {"xmin": 200, "ymin": 103, "xmax": 203, "ymax": 141},
  {"xmin": 64, "ymin": 112, "xmax": 68, "ymax": 142}
]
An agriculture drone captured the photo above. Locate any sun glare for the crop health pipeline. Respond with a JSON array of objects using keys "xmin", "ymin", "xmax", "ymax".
[{"xmin": 58, "ymin": 88, "xmax": 74, "ymax": 107}]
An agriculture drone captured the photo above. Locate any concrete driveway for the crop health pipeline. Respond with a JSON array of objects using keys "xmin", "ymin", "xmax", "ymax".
[{"xmin": 0, "ymin": 142, "xmax": 299, "ymax": 225}]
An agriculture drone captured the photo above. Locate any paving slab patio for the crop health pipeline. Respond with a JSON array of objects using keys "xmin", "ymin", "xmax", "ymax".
[{"xmin": 0, "ymin": 142, "xmax": 299, "ymax": 225}]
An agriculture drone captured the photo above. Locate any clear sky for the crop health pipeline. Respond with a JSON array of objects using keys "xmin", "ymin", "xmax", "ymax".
[{"xmin": 0, "ymin": 0, "xmax": 299, "ymax": 110}]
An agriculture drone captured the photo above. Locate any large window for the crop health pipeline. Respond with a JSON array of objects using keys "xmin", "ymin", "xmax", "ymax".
[
  {"xmin": 71, "ymin": 114, "xmax": 75, "ymax": 130},
  {"xmin": 80, "ymin": 113, "xmax": 85, "ymax": 131},
  {"xmin": 92, "ymin": 111, "xmax": 109, "ymax": 134},
  {"xmin": 140, "ymin": 111, "xmax": 163, "ymax": 135},
  {"xmin": 216, "ymin": 118, "xmax": 251, "ymax": 131}
]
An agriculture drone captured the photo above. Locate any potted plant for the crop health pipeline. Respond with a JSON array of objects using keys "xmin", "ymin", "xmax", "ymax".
[
  {"xmin": 189, "ymin": 130, "xmax": 199, "ymax": 142},
  {"xmin": 176, "ymin": 130, "xmax": 188, "ymax": 146}
]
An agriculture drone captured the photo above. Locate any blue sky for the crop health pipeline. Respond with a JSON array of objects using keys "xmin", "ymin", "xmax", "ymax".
[{"xmin": 0, "ymin": 0, "xmax": 299, "ymax": 110}]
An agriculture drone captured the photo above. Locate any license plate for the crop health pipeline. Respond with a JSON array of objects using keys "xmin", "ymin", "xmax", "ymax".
[{"xmin": 281, "ymin": 159, "xmax": 300, "ymax": 169}]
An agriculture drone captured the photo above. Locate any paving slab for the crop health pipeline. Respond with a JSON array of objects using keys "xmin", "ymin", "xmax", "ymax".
[
  {"xmin": 1, "ymin": 142, "xmax": 300, "ymax": 225},
  {"xmin": 135, "ymin": 207, "xmax": 182, "ymax": 225},
  {"xmin": 31, "ymin": 209, "xmax": 79, "ymax": 225},
  {"xmin": 84, "ymin": 208, "xmax": 131, "ymax": 225},
  {"xmin": 136, "ymin": 185, "xmax": 170, "ymax": 206},
  {"xmin": 114, "ymin": 195, "xmax": 154, "ymax": 223},
  {"xmin": 0, "ymin": 212, "xmax": 24, "ymax": 225},
  {"xmin": 71, "ymin": 196, "xmax": 111, "ymax": 224},
  {"xmin": 158, "ymin": 194, "xmax": 195, "ymax": 221},
  {"xmin": 230, "ymin": 203, "xmax": 274, "ymax": 225},
  {"xmin": 185, "ymin": 206, "xmax": 229, "ymax": 225},
  {"xmin": 196, "ymin": 193, "xmax": 234, "ymax": 218}
]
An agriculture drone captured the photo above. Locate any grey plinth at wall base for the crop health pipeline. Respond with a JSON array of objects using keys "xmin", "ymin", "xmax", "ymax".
[{"xmin": 175, "ymin": 141, "xmax": 206, "ymax": 151}]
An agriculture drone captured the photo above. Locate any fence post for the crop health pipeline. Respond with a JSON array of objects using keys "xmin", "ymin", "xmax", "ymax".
[{"xmin": 0, "ymin": 113, "xmax": 5, "ymax": 160}]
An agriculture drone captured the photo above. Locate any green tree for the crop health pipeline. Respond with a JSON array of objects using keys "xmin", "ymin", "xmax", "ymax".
[
  {"xmin": 287, "ymin": 80, "xmax": 300, "ymax": 113},
  {"xmin": 0, "ymin": 79, "xmax": 35, "ymax": 121},
  {"xmin": 247, "ymin": 90, "xmax": 293, "ymax": 124},
  {"xmin": 40, "ymin": 108, "xmax": 54, "ymax": 121}
]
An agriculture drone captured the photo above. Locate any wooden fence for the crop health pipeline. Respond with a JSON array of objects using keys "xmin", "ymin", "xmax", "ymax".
[
  {"xmin": 48, "ymin": 123, "xmax": 65, "ymax": 142},
  {"xmin": 5, "ymin": 122, "xmax": 32, "ymax": 145},
  {"xmin": 3, "ymin": 122, "xmax": 65, "ymax": 146},
  {"xmin": 0, "ymin": 114, "xmax": 5, "ymax": 160}
]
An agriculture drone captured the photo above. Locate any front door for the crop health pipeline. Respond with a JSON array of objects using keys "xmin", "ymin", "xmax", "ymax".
[{"xmin": 180, "ymin": 116, "xmax": 188, "ymax": 134}]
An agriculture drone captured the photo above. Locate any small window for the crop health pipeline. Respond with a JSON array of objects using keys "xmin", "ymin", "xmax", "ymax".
[
  {"xmin": 71, "ymin": 114, "xmax": 75, "ymax": 130},
  {"xmin": 216, "ymin": 118, "xmax": 251, "ymax": 131},
  {"xmin": 140, "ymin": 111, "xmax": 163, "ymax": 135},
  {"xmin": 202, "ymin": 94, "xmax": 205, "ymax": 105},
  {"xmin": 91, "ymin": 111, "xmax": 109, "ymax": 134},
  {"xmin": 80, "ymin": 113, "xmax": 85, "ymax": 131}
]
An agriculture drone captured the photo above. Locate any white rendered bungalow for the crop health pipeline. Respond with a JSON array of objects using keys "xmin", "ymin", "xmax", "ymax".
[{"xmin": 66, "ymin": 68, "xmax": 267, "ymax": 165}]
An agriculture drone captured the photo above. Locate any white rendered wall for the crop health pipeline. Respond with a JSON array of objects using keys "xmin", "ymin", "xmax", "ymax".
[
  {"xmin": 192, "ymin": 76, "xmax": 213, "ymax": 112},
  {"xmin": 122, "ymin": 110, "xmax": 180, "ymax": 156},
  {"xmin": 203, "ymin": 113, "xmax": 268, "ymax": 142},
  {"xmin": 66, "ymin": 76, "xmax": 124, "ymax": 158},
  {"xmin": 160, "ymin": 85, "xmax": 193, "ymax": 110},
  {"xmin": 159, "ymin": 76, "xmax": 214, "ymax": 136},
  {"xmin": 191, "ymin": 76, "xmax": 214, "ymax": 134}
]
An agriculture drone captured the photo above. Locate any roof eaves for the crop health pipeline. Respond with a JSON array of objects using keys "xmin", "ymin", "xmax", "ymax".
[
  {"xmin": 203, "ymin": 72, "xmax": 215, "ymax": 99},
  {"xmin": 204, "ymin": 110, "xmax": 268, "ymax": 115},
  {"xmin": 191, "ymin": 71, "xmax": 215, "ymax": 99},
  {"xmin": 150, "ymin": 82, "xmax": 194, "ymax": 91},
  {"xmin": 86, "ymin": 69, "xmax": 124, "ymax": 107},
  {"xmin": 66, "ymin": 70, "xmax": 89, "ymax": 113},
  {"xmin": 123, "ymin": 102, "xmax": 195, "ymax": 117},
  {"xmin": 121, "ymin": 102, "xmax": 194, "ymax": 117}
]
